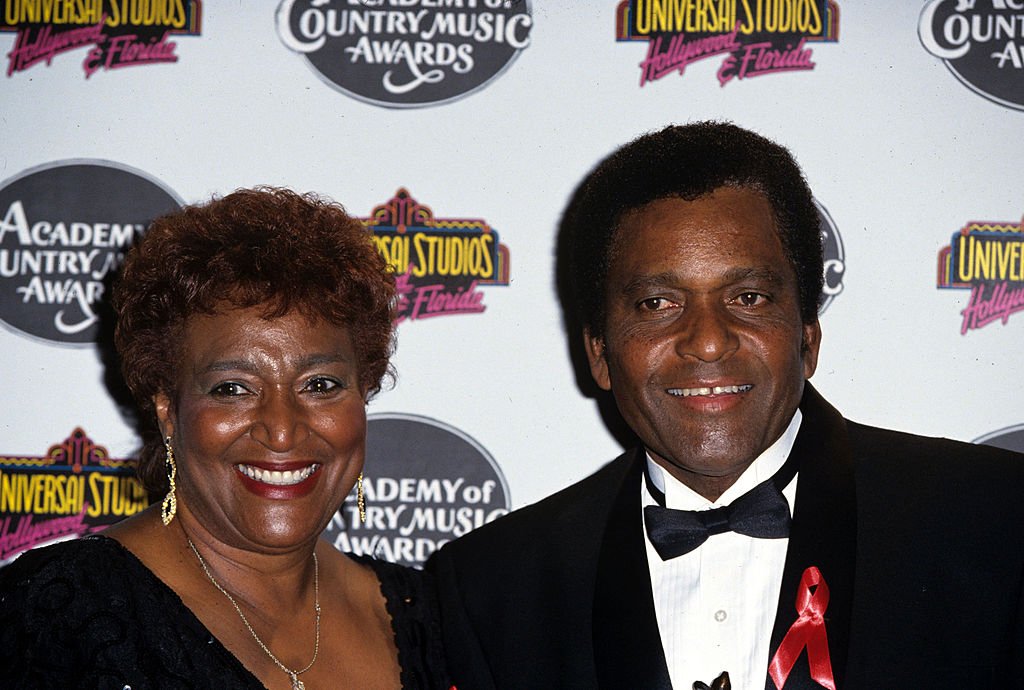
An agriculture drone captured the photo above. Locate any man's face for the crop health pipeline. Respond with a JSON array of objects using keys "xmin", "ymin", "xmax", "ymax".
[{"xmin": 586, "ymin": 187, "xmax": 820, "ymax": 499}]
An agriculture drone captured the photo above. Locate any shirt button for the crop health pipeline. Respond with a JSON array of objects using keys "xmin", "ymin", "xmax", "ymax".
[{"xmin": 714, "ymin": 609, "xmax": 727, "ymax": 622}]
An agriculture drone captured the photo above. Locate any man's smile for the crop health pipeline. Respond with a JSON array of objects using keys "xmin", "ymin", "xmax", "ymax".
[{"xmin": 666, "ymin": 384, "xmax": 753, "ymax": 397}]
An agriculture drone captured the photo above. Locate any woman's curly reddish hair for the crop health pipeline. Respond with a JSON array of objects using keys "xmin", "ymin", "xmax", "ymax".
[{"xmin": 113, "ymin": 187, "xmax": 396, "ymax": 493}]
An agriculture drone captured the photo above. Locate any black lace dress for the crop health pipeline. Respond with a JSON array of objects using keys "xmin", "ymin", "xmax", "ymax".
[{"xmin": 0, "ymin": 536, "xmax": 451, "ymax": 689}]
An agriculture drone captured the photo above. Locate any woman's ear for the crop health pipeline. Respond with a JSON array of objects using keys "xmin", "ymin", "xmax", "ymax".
[{"xmin": 153, "ymin": 392, "xmax": 175, "ymax": 440}]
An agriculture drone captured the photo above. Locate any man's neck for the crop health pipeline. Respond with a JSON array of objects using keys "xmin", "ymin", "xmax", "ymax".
[{"xmin": 646, "ymin": 409, "xmax": 803, "ymax": 506}]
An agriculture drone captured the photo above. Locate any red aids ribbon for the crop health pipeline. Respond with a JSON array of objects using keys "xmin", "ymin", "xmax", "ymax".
[{"xmin": 768, "ymin": 566, "xmax": 836, "ymax": 690}]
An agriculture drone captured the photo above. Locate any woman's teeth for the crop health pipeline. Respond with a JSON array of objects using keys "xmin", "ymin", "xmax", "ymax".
[{"xmin": 237, "ymin": 464, "xmax": 319, "ymax": 486}]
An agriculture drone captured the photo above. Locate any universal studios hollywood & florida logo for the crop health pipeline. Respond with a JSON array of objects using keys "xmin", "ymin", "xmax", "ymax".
[
  {"xmin": 276, "ymin": 0, "xmax": 533, "ymax": 108},
  {"xmin": 937, "ymin": 215, "xmax": 1024, "ymax": 334},
  {"xmin": 616, "ymin": 0, "xmax": 839, "ymax": 87}
]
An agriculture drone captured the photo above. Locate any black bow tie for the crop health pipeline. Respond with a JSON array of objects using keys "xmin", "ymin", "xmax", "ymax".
[{"xmin": 643, "ymin": 452, "xmax": 798, "ymax": 560}]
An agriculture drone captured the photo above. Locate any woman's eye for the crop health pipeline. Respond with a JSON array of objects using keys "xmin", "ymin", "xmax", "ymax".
[
  {"xmin": 210, "ymin": 382, "xmax": 248, "ymax": 397},
  {"xmin": 305, "ymin": 377, "xmax": 342, "ymax": 394}
]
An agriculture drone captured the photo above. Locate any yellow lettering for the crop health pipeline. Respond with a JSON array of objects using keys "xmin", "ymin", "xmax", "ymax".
[
  {"xmin": 87, "ymin": 473, "xmax": 112, "ymax": 517},
  {"xmin": 652, "ymin": 0, "xmax": 669, "ymax": 32},
  {"xmin": 479, "ymin": 234, "xmax": 494, "ymax": 278},
  {"xmin": 636, "ymin": 0, "xmax": 652, "ymax": 34},
  {"xmin": 957, "ymin": 235, "xmax": 974, "ymax": 282},
  {"xmin": 973, "ymin": 239, "xmax": 990, "ymax": 280},
  {"xmin": 0, "ymin": 470, "xmax": 21, "ymax": 512},
  {"xmin": 171, "ymin": 0, "xmax": 185, "ymax": 28},
  {"xmin": 412, "ymin": 233, "xmax": 431, "ymax": 278},
  {"xmin": 738, "ymin": 0, "xmax": 755, "ymax": 33},
  {"xmin": 31, "ymin": 475, "xmax": 49, "ymax": 513},
  {"xmin": 806, "ymin": 0, "xmax": 822, "ymax": 35},
  {"xmin": 374, "ymin": 235, "xmax": 410, "ymax": 274}
]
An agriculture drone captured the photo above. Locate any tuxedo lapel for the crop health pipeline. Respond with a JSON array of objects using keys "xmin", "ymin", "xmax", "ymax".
[
  {"xmin": 592, "ymin": 449, "xmax": 673, "ymax": 690},
  {"xmin": 765, "ymin": 384, "xmax": 857, "ymax": 689}
]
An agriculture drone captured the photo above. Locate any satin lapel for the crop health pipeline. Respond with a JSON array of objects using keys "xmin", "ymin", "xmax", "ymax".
[
  {"xmin": 764, "ymin": 385, "xmax": 857, "ymax": 690},
  {"xmin": 592, "ymin": 449, "xmax": 673, "ymax": 690}
]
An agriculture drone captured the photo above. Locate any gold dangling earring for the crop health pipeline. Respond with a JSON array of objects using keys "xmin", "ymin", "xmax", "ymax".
[
  {"xmin": 357, "ymin": 472, "xmax": 366, "ymax": 524},
  {"xmin": 161, "ymin": 436, "xmax": 177, "ymax": 526}
]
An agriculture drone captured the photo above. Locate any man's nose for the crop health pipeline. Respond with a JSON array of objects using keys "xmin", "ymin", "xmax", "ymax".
[{"xmin": 674, "ymin": 301, "xmax": 739, "ymax": 363}]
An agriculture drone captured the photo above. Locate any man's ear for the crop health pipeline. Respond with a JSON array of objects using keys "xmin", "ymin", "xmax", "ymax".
[
  {"xmin": 583, "ymin": 328, "xmax": 612, "ymax": 391},
  {"xmin": 153, "ymin": 392, "xmax": 176, "ymax": 440},
  {"xmin": 801, "ymin": 319, "xmax": 822, "ymax": 379}
]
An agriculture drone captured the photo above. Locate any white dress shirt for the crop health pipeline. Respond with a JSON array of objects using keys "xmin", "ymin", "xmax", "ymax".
[{"xmin": 642, "ymin": 410, "xmax": 802, "ymax": 690}]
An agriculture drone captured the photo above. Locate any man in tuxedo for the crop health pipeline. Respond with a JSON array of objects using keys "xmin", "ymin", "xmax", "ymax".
[{"xmin": 428, "ymin": 122, "xmax": 1024, "ymax": 689}]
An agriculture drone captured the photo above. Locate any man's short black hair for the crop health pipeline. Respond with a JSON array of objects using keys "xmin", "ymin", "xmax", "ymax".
[{"xmin": 564, "ymin": 121, "xmax": 824, "ymax": 338}]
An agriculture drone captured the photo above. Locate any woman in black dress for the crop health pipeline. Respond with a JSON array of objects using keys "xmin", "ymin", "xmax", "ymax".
[{"xmin": 0, "ymin": 188, "xmax": 450, "ymax": 689}]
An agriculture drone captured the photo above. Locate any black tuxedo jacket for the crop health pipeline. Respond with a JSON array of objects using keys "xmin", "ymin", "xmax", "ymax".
[{"xmin": 429, "ymin": 386, "xmax": 1024, "ymax": 689}]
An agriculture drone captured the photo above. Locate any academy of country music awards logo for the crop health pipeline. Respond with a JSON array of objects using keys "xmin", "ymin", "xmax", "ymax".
[
  {"xmin": 615, "ymin": 0, "xmax": 839, "ymax": 87},
  {"xmin": 0, "ymin": 160, "xmax": 183, "ymax": 345},
  {"xmin": 327, "ymin": 413, "xmax": 510, "ymax": 567},
  {"xmin": 1, "ymin": 0, "xmax": 202, "ymax": 77},
  {"xmin": 0, "ymin": 429, "xmax": 147, "ymax": 565},
  {"xmin": 276, "ymin": 0, "xmax": 533, "ymax": 108},
  {"xmin": 936, "ymin": 215, "xmax": 1024, "ymax": 334},
  {"xmin": 360, "ymin": 188, "xmax": 511, "ymax": 323},
  {"xmin": 919, "ymin": 0, "xmax": 1024, "ymax": 111}
]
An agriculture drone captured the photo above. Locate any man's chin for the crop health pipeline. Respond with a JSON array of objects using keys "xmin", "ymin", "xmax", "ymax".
[{"xmin": 648, "ymin": 448, "xmax": 756, "ymax": 488}]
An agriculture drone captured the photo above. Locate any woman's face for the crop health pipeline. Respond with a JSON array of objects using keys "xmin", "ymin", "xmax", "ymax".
[{"xmin": 154, "ymin": 305, "xmax": 366, "ymax": 552}]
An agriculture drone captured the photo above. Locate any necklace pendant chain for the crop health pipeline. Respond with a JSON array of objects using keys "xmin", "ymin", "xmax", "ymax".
[{"xmin": 186, "ymin": 536, "xmax": 320, "ymax": 690}]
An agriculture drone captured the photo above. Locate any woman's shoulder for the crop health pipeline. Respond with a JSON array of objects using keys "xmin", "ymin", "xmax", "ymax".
[
  {"xmin": 349, "ymin": 554, "xmax": 452, "ymax": 690},
  {"xmin": 0, "ymin": 535, "xmax": 261, "ymax": 689},
  {"xmin": 1, "ymin": 534, "xmax": 140, "ymax": 595}
]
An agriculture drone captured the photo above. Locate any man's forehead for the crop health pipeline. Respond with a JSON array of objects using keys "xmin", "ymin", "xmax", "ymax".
[{"xmin": 610, "ymin": 189, "xmax": 780, "ymax": 250}]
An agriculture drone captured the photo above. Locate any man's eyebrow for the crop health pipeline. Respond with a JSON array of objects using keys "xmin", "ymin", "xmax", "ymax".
[
  {"xmin": 619, "ymin": 272, "xmax": 678, "ymax": 296},
  {"xmin": 720, "ymin": 266, "xmax": 788, "ymax": 286}
]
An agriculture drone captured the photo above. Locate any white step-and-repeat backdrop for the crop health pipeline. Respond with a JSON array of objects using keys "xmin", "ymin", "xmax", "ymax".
[{"xmin": 2, "ymin": 1, "xmax": 1022, "ymax": 566}]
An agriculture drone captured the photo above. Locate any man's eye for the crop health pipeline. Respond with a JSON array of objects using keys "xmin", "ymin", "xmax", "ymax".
[
  {"xmin": 210, "ymin": 382, "xmax": 248, "ymax": 396},
  {"xmin": 638, "ymin": 297, "xmax": 675, "ymax": 311},
  {"xmin": 735, "ymin": 292, "xmax": 767, "ymax": 306},
  {"xmin": 305, "ymin": 377, "xmax": 342, "ymax": 394}
]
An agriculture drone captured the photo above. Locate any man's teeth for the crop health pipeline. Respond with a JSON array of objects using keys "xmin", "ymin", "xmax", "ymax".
[
  {"xmin": 238, "ymin": 464, "xmax": 319, "ymax": 486},
  {"xmin": 667, "ymin": 385, "xmax": 753, "ymax": 397}
]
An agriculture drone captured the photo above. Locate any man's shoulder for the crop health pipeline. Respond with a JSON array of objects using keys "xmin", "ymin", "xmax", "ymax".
[
  {"xmin": 847, "ymin": 420, "xmax": 1024, "ymax": 512},
  {"xmin": 848, "ymin": 420, "xmax": 1024, "ymax": 472},
  {"xmin": 432, "ymin": 449, "xmax": 639, "ymax": 565}
]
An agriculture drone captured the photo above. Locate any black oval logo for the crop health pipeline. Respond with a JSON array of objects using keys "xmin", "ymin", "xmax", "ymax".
[
  {"xmin": 975, "ymin": 424, "xmax": 1024, "ymax": 453},
  {"xmin": 919, "ymin": 0, "xmax": 1024, "ymax": 111},
  {"xmin": 276, "ymin": 0, "xmax": 533, "ymax": 108},
  {"xmin": 817, "ymin": 198, "xmax": 845, "ymax": 314},
  {"xmin": 0, "ymin": 161, "xmax": 182, "ymax": 345},
  {"xmin": 325, "ymin": 413, "xmax": 511, "ymax": 566}
]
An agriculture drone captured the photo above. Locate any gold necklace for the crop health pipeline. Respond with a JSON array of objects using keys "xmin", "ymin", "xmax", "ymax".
[{"xmin": 186, "ymin": 537, "xmax": 321, "ymax": 690}]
